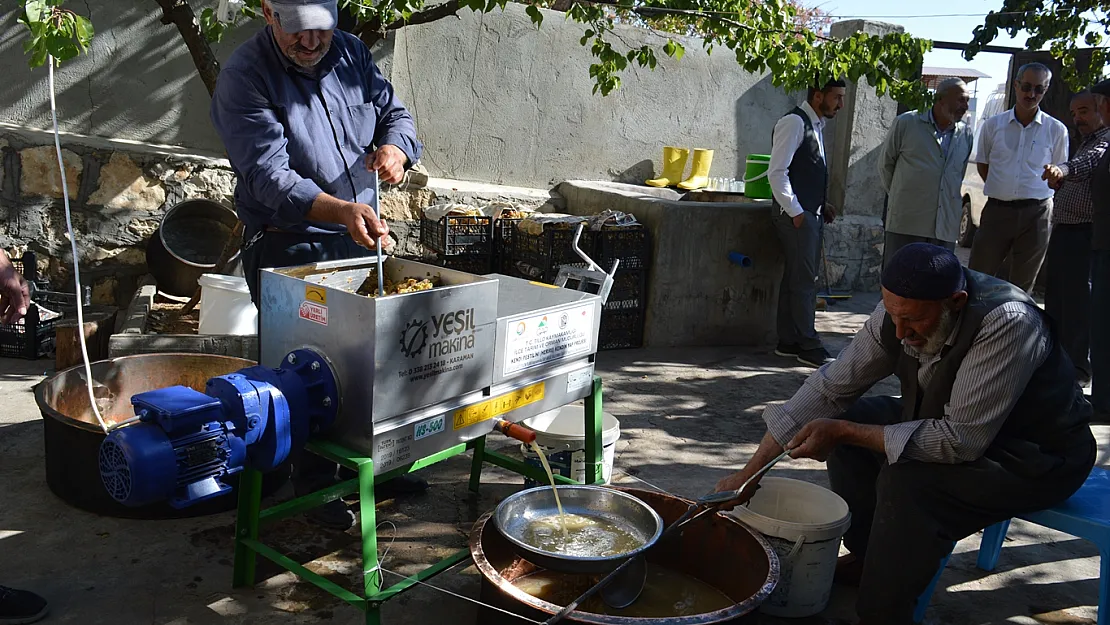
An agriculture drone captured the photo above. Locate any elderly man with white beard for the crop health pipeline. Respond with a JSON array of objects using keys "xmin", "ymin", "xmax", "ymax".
[{"xmin": 712, "ymin": 243, "xmax": 1096, "ymax": 625}]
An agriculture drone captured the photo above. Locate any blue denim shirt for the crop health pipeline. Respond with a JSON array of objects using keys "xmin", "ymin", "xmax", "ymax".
[{"xmin": 210, "ymin": 27, "xmax": 423, "ymax": 235}]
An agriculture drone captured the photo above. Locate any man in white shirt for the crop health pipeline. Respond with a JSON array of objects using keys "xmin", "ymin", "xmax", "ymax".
[
  {"xmin": 969, "ymin": 62, "xmax": 1069, "ymax": 293},
  {"xmin": 768, "ymin": 78, "xmax": 846, "ymax": 368}
]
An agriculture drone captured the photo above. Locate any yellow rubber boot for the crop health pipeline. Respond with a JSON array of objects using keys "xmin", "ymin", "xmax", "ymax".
[
  {"xmin": 645, "ymin": 147, "xmax": 689, "ymax": 187},
  {"xmin": 677, "ymin": 149, "xmax": 714, "ymax": 190}
]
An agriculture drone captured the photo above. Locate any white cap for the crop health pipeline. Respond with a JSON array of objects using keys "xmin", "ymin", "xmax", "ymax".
[{"xmin": 268, "ymin": 0, "xmax": 338, "ymax": 32}]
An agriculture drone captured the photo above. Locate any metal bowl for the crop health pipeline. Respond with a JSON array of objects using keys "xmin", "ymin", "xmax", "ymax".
[{"xmin": 494, "ymin": 485, "xmax": 664, "ymax": 575}]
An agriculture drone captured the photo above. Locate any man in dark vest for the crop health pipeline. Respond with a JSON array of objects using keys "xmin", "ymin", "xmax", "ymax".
[
  {"xmin": 713, "ymin": 243, "xmax": 1095, "ymax": 624},
  {"xmin": 1088, "ymin": 79, "xmax": 1110, "ymax": 422},
  {"xmin": 768, "ymin": 78, "xmax": 846, "ymax": 368}
]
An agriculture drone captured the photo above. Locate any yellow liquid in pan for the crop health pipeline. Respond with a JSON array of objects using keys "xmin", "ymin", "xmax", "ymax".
[{"xmin": 513, "ymin": 564, "xmax": 735, "ymax": 617}]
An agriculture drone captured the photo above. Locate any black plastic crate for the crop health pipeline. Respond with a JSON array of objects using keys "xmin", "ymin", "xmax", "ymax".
[
  {"xmin": 603, "ymin": 269, "xmax": 647, "ymax": 312},
  {"xmin": 510, "ymin": 222, "xmax": 597, "ymax": 279},
  {"xmin": 436, "ymin": 253, "xmax": 493, "ymax": 275},
  {"xmin": 0, "ymin": 252, "xmax": 76, "ymax": 359},
  {"xmin": 493, "ymin": 218, "xmax": 520, "ymax": 254},
  {"xmin": 596, "ymin": 226, "xmax": 651, "ymax": 271},
  {"xmin": 598, "ymin": 308, "xmax": 644, "ymax": 351},
  {"xmin": 420, "ymin": 214, "xmax": 494, "ymax": 255}
]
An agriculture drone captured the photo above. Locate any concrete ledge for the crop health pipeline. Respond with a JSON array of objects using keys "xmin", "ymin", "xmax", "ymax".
[
  {"xmin": 118, "ymin": 275, "xmax": 157, "ymax": 334},
  {"xmin": 556, "ymin": 180, "xmax": 783, "ymax": 348},
  {"xmin": 108, "ymin": 333, "xmax": 259, "ymax": 360},
  {"xmin": 0, "ymin": 122, "xmax": 229, "ymax": 166}
]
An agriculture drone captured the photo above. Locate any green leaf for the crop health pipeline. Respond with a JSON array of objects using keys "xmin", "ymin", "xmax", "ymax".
[
  {"xmin": 525, "ymin": 4, "xmax": 543, "ymax": 27},
  {"xmin": 74, "ymin": 15, "xmax": 93, "ymax": 50},
  {"xmin": 664, "ymin": 40, "xmax": 676, "ymax": 57}
]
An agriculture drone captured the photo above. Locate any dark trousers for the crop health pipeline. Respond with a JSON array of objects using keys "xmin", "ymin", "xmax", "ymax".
[
  {"xmin": 1044, "ymin": 223, "xmax": 1093, "ymax": 380},
  {"xmin": 826, "ymin": 397, "xmax": 1095, "ymax": 624},
  {"xmin": 968, "ymin": 197, "xmax": 1052, "ymax": 293},
  {"xmin": 772, "ymin": 209, "xmax": 823, "ymax": 350},
  {"xmin": 241, "ymin": 229, "xmax": 373, "ymax": 487},
  {"xmin": 1093, "ymin": 250, "xmax": 1110, "ymax": 413},
  {"xmin": 883, "ymin": 231, "xmax": 956, "ymax": 270}
]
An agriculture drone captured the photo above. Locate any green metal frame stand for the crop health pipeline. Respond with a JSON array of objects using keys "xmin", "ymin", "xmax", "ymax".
[{"xmin": 232, "ymin": 376, "xmax": 605, "ymax": 624}]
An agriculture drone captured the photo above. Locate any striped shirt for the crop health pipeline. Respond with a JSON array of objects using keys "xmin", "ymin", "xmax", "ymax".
[
  {"xmin": 764, "ymin": 300, "xmax": 1050, "ymax": 465},
  {"xmin": 1054, "ymin": 127, "xmax": 1110, "ymax": 225}
]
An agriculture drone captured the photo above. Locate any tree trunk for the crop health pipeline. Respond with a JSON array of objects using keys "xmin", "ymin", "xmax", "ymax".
[{"xmin": 153, "ymin": 0, "xmax": 221, "ymax": 96}]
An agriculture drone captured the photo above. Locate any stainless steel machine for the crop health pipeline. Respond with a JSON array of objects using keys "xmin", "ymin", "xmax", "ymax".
[{"xmin": 258, "ymin": 254, "xmax": 607, "ymax": 473}]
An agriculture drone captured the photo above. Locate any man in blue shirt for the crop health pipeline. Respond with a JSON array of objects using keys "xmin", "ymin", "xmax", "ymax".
[{"xmin": 210, "ymin": 0, "xmax": 426, "ymax": 528}]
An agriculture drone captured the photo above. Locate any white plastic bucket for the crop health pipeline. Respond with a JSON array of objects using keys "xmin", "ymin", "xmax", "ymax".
[
  {"xmin": 520, "ymin": 405, "xmax": 620, "ymax": 485},
  {"xmin": 728, "ymin": 476, "xmax": 851, "ymax": 618},
  {"xmin": 198, "ymin": 273, "xmax": 257, "ymax": 335}
]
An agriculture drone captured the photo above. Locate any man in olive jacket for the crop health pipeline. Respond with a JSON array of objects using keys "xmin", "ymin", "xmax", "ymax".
[{"xmin": 879, "ymin": 78, "xmax": 974, "ymax": 265}]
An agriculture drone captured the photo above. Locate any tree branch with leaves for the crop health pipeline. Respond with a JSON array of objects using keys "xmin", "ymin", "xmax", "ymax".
[
  {"xmin": 18, "ymin": 0, "xmax": 935, "ymax": 108},
  {"xmin": 966, "ymin": 0, "xmax": 1109, "ymax": 90}
]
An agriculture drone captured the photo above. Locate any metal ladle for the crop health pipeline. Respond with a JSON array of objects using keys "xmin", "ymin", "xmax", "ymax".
[{"xmin": 543, "ymin": 447, "xmax": 795, "ymax": 623}]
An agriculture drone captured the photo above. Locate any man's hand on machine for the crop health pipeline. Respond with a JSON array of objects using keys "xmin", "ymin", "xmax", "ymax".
[
  {"xmin": 343, "ymin": 202, "xmax": 392, "ymax": 251},
  {"xmin": 368, "ymin": 145, "xmax": 407, "ymax": 185}
]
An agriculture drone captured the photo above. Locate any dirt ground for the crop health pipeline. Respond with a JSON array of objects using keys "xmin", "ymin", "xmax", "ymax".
[{"xmin": 1, "ymin": 291, "xmax": 1106, "ymax": 625}]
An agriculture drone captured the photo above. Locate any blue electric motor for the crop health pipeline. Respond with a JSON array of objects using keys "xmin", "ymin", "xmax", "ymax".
[{"xmin": 98, "ymin": 349, "xmax": 339, "ymax": 509}]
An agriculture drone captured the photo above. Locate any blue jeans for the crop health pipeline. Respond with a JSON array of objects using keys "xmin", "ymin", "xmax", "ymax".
[
  {"xmin": 1092, "ymin": 250, "xmax": 1110, "ymax": 413},
  {"xmin": 1044, "ymin": 223, "xmax": 1092, "ymax": 379}
]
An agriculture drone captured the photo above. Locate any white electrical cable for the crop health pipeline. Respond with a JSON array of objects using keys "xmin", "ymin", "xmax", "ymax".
[
  {"xmin": 377, "ymin": 564, "xmax": 545, "ymax": 625},
  {"xmin": 367, "ymin": 520, "xmax": 398, "ymax": 592},
  {"xmin": 48, "ymin": 55, "xmax": 109, "ymax": 435}
]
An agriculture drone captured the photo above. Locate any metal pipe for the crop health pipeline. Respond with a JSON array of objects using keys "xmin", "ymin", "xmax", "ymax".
[
  {"xmin": 492, "ymin": 419, "xmax": 537, "ymax": 444},
  {"xmin": 372, "ymin": 169, "xmax": 385, "ymax": 297}
]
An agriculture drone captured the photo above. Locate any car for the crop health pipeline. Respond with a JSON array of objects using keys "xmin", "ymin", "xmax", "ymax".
[{"xmin": 959, "ymin": 82, "xmax": 1008, "ymax": 248}]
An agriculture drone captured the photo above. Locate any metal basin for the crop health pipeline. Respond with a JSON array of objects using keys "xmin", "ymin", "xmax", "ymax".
[
  {"xmin": 149, "ymin": 199, "xmax": 240, "ymax": 296},
  {"xmin": 473, "ymin": 487, "xmax": 779, "ymax": 624},
  {"xmin": 494, "ymin": 485, "xmax": 663, "ymax": 575},
  {"xmin": 34, "ymin": 353, "xmax": 288, "ymax": 518}
]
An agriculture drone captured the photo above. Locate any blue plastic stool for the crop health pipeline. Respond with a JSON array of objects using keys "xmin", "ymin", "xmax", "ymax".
[
  {"xmin": 913, "ymin": 542, "xmax": 956, "ymax": 623},
  {"xmin": 914, "ymin": 467, "xmax": 1110, "ymax": 625}
]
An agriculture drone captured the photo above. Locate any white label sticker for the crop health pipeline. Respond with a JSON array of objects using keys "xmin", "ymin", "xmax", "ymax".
[
  {"xmin": 299, "ymin": 301, "xmax": 328, "ymax": 325},
  {"xmin": 504, "ymin": 304, "xmax": 595, "ymax": 375},
  {"xmin": 414, "ymin": 415, "xmax": 445, "ymax": 441},
  {"xmin": 567, "ymin": 368, "xmax": 593, "ymax": 394}
]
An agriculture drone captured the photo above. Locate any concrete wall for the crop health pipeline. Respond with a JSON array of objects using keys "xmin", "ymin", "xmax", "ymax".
[
  {"xmin": 820, "ymin": 19, "xmax": 903, "ymax": 292},
  {"xmin": 385, "ymin": 3, "xmax": 801, "ymax": 188},
  {"xmin": 0, "ymin": 2, "xmax": 254, "ymax": 157},
  {"xmin": 1, "ymin": 2, "xmax": 802, "ymax": 188},
  {"xmin": 558, "ymin": 181, "xmax": 784, "ymax": 347}
]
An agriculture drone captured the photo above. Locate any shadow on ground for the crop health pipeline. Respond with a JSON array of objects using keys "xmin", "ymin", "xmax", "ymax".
[{"xmin": 0, "ymin": 292, "xmax": 1102, "ymax": 624}]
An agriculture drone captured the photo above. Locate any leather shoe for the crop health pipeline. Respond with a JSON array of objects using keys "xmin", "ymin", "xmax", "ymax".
[{"xmin": 833, "ymin": 553, "xmax": 864, "ymax": 587}]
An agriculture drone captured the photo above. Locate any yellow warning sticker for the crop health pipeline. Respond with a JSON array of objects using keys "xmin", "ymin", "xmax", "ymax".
[
  {"xmin": 452, "ymin": 382, "xmax": 546, "ymax": 430},
  {"xmin": 305, "ymin": 285, "xmax": 327, "ymax": 305}
]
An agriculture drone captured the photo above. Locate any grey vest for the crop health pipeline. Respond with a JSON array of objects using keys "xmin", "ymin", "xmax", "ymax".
[
  {"xmin": 880, "ymin": 269, "xmax": 1090, "ymax": 473},
  {"xmin": 771, "ymin": 107, "xmax": 827, "ymax": 214}
]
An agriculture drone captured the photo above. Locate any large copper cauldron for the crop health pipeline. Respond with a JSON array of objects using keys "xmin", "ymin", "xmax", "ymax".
[{"xmin": 35, "ymin": 353, "xmax": 288, "ymax": 519}]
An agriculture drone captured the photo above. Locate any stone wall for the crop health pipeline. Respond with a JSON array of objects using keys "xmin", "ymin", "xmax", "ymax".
[
  {"xmin": 0, "ymin": 125, "xmax": 558, "ymax": 306},
  {"xmin": 0, "ymin": 126, "xmax": 237, "ymax": 307}
]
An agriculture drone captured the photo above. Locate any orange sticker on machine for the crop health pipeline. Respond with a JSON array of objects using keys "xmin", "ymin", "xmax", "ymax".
[{"xmin": 305, "ymin": 285, "xmax": 328, "ymax": 304}]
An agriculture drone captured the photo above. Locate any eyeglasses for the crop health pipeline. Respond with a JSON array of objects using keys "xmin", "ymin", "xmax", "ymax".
[{"xmin": 1019, "ymin": 82, "xmax": 1047, "ymax": 95}]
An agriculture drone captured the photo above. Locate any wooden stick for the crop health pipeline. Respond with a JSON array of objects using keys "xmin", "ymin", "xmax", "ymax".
[{"xmin": 178, "ymin": 220, "xmax": 244, "ymax": 316}]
